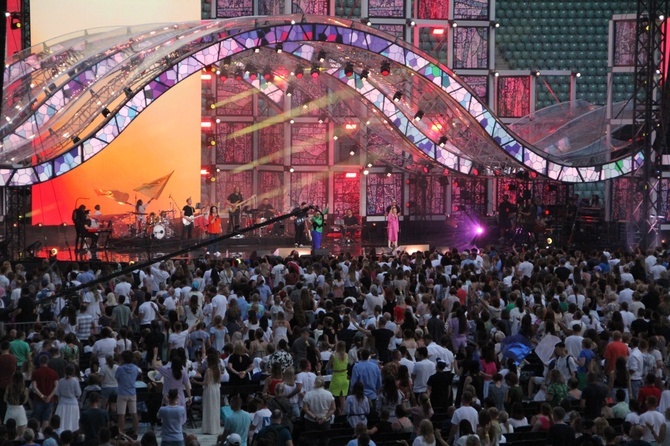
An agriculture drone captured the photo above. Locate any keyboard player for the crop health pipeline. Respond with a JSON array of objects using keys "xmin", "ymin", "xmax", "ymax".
[{"xmin": 342, "ymin": 209, "xmax": 360, "ymax": 244}]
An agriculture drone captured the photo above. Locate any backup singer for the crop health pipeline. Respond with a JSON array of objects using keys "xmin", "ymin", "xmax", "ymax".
[
  {"xmin": 226, "ymin": 187, "xmax": 243, "ymax": 233},
  {"xmin": 206, "ymin": 205, "xmax": 222, "ymax": 253},
  {"xmin": 311, "ymin": 205, "xmax": 328, "ymax": 250},
  {"xmin": 342, "ymin": 209, "xmax": 359, "ymax": 243},
  {"xmin": 293, "ymin": 202, "xmax": 309, "ymax": 247}
]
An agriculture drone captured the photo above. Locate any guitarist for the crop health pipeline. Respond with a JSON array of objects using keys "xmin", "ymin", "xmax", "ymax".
[
  {"xmin": 226, "ymin": 186, "xmax": 244, "ymax": 233},
  {"xmin": 182, "ymin": 197, "xmax": 196, "ymax": 240}
]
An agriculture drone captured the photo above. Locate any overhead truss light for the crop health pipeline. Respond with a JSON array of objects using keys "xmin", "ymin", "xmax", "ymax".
[
  {"xmin": 361, "ymin": 17, "xmax": 372, "ymax": 26},
  {"xmin": 295, "ymin": 67, "xmax": 304, "ymax": 79},
  {"xmin": 360, "ymin": 69, "xmax": 370, "ymax": 79},
  {"xmin": 393, "ymin": 91, "xmax": 402, "ymax": 102},
  {"xmin": 380, "ymin": 61, "xmax": 391, "ymax": 76},
  {"xmin": 318, "ymin": 114, "xmax": 327, "ymax": 124},
  {"xmin": 344, "ymin": 63, "xmax": 354, "ymax": 77},
  {"xmin": 317, "ymin": 51, "xmax": 326, "ymax": 62},
  {"xmin": 438, "ymin": 136, "xmax": 448, "ymax": 147},
  {"xmin": 414, "ymin": 111, "xmax": 424, "ymax": 121},
  {"xmin": 286, "ymin": 86, "xmax": 294, "ymax": 97},
  {"xmin": 406, "ymin": 18, "xmax": 416, "ymax": 27},
  {"xmin": 311, "ymin": 65, "xmax": 320, "ymax": 78},
  {"xmin": 275, "ymin": 43, "xmax": 283, "ymax": 53}
]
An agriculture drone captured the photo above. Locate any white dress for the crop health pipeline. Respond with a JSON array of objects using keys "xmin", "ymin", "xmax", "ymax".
[
  {"xmin": 202, "ymin": 370, "xmax": 222, "ymax": 435},
  {"xmin": 4, "ymin": 403, "xmax": 27, "ymax": 426}
]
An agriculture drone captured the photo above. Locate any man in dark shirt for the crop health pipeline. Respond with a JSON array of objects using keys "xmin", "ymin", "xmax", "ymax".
[
  {"xmin": 498, "ymin": 194, "xmax": 516, "ymax": 239},
  {"xmin": 574, "ymin": 419, "xmax": 604, "ymax": 446},
  {"xmin": 336, "ymin": 315, "xmax": 357, "ymax": 350},
  {"xmin": 427, "ymin": 360, "xmax": 452, "ymax": 412},
  {"xmin": 0, "ymin": 341, "xmax": 17, "ymax": 420},
  {"xmin": 354, "ymin": 317, "xmax": 394, "ymax": 363},
  {"xmin": 13, "ymin": 287, "xmax": 36, "ymax": 324},
  {"xmin": 80, "ymin": 393, "xmax": 110, "ymax": 446},
  {"xmin": 47, "ymin": 347, "xmax": 66, "ymax": 379},
  {"xmin": 581, "ymin": 372, "xmax": 609, "ymax": 420},
  {"xmin": 342, "ymin": 209, "xmax": 359, "ymax": 243},
  {"xmin": 292, "ymin": 202, "xmax": 309, "ymax": 247},
  {"xmin": 547, "ymin": 407, "xmax": 575, "ymax": 446},
  {"xmin": 31, "ymin": 355, "xmax": 59, "ymax": 430}
]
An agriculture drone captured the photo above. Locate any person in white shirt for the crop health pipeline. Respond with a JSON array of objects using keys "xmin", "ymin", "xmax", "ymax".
[
  {"xmin": 639, "ymin": 395, "xmax": 665, "ymax": 443},
  {"xmin": 411, "ymin": 347, "xmax": 436, "ymax": 396},
  {"xmin": 363, "ymin": 285, "xmax": 384, "ymax": 313},
  {"xmin": 449, "ymin": 391, "xmax": 480, "ymax": 444},
  {"xmin": 138, "ymin": 294, "xmax": 160, "ymax": 330},
  {"xmin": 150, "ymin": 262, "xmax": 171, "ymax": 294},
  {"xmin": 211, "ymin": 283, "xmax": 229, "ymax": 320},
  {"xmin": 628, "ymin": 339, "xmax": 646, "ymax": 400},
  {"xmin": 114, "ymin": 276, "xmax": 132, "ymax": 299},
  {"xmin": 564, "ymin": 324, "xmax": 584, "ymax": 359},
  {"xmin": 618, "ymin": 282, "xmax": 635, "ymax": 306}
]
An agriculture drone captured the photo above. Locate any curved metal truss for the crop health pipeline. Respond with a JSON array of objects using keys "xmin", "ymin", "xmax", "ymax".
[{"xmin": 0, "ymin": 15, "xmax": 645, "ymax": 186}]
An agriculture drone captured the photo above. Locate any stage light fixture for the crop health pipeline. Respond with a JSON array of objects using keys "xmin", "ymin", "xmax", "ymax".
[
  {"xmin": 101, "ymin": 108, "xmax": 111, "ymax": 118},
  {"xmin": 491, "ymin": 70, "xmax": 499, "ymax": 77},
  {"xmin": 219, "ymin": 69, "xmax": 228, "ymax": 81},
  {"xmin": 533, "ymin": 70, "xmax": 541, "ymax": 77},
  {"xmin": 286, "ymin": 86, "xmax": 294, "ymax": 97},
  {"xmin": 123, "ymin": 87, "xmax": 133, "ymax": 98},
  {"xmin": 574, "ymin": 71, "xmax": 581, "ymax": 78},
  {"xmin": 9, "ymin": 12, "xmax": 21, "ymax": 29},
  {"xmin": 422, "ymin": 165, "xmax": 430, "ymax": 174},
  {"xmin": 344, "ymin": 63, "xmax": 354, "ymax": 77},
  {"xmin": 380, "ymin": 61, "xmax": 391, "ymax": 76},
  {"xmin": 438, "ymin": 136, "xmax": 448, "ymax": 147},
  {"xmin": 72, "ymin": 136, "xmax": 81, "ymax": 144},
  {"xmin": 491, "ymin": 20, "xmax": 500, "ymax": 28},
  {"xmin": 366, "ymin": 162, "xmax": 373, "ymax": 168},
  {"xmin": 363, "ymin": 169, "xmax": 370, "ymax": 175},
  {"xmin": 360, "ymin": 69, "xmax": 370, "ymax": 79},
  {"xmin": 254, "ymin": 47, "xmax": 260, "ymax": 53},
  {"xmin": 318, "ymin": 114, "xmax": 327, "ymax": 124},
  {"xmin": 311, "ymin": 65, "xmax": 320, "ymax": 78},
  {"xmin": 385, "ymin": 166, "xmax": 393, "ymax": 177},
  {"xmin": 393, "ymin": 91, "xmax": 402, "ymax": 102},
  {"xmin": 50, "ymin": 248, "xmax": 58, "ymax": 257},
  {"xmin": 234, "ymin": 69, "xmax": 244, "ymax": 80},
  {"xmin": 317, "ymin": 51, "xmax": 326, "ymax": 62},
  {"xmin": 349, "ymin": 150, "xmax": 356, "ymax": 156},
  {"xmin": 289, "ymin": 118, "xmax": 295, "ymax": 124},
  {"xmin": 406, "ymin": 18, "xmax": 416, "ymax": 27},
  {"xmin": 295, "ymin": 67, "xmax": 304, "ymax": 79},
  {"xmin": 275, "ymin": 43, "xmax": 283, "ymax": 53},
  {"xmin": 289, "ymin": 166, "xmax": 295, "ymax": 173},
  {"xmin": 362, "ymin": 17, "xmax": 372, "ymax": 26},
  {"xmin": 263, "ymin": 67, "xmax": 273, "ymax": 81},
  {"xmin": 414, "ymin": 111, "xmax": 424, "ymax": 121}
]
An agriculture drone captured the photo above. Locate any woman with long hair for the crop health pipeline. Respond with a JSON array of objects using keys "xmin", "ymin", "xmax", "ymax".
[
  {"xmin": 4, "ymin": 371, "xmax": 28, "ymax": 436},
  {"xmin": 152, "ymin": 348, "xmax": 192, "ymax": 408},
  {"xmin": 449, "ymin": 308, "xmax": 468, "ymax": 354},
  {"xmin": 378, "ymin": 375, "xmax": 403, "ymax": 422},
  {"xmin": 249, "ymin": 328, "xmax": 269, "ymax": 359},
  {"xmin": 273, "ymin": 311, "xmax": 292, "ymax": 346},
  {"xmin": 396, "ymin": 365, "xmax": 414, "ymax": 408},
  {"xmin": 226, "ymin": 341, "xmax": 253, "ymax": 386},
  {"xmin": 387, "ymin": 206, "xmax": 400, "ymax": 249},
  {"xmin": 414, "ymin": 418, "xmax": 448, "ymax": 446},
  {"xmin": 99, "ymin": 354, "xmax": 119, "ymax": 413},
  {"xmin": 410, "ymin": 393, "xmax": 434, "ymax": 435},
  {"xmin": 201, "ymin": 353, "xmax": 222, "ymax": 435},
  {"xmin": 327, "ymin": 340, "xmax": 349, "ymax": 415},
  {"xmin": 345, "ymin": 381, "xmax": 370, "ymax": 428},
  {"xmin": 55, "ymin": 364, "xmax": 82, "ymax": 433},
  {"xmin": 610, "ymin": 356, "xmax": 631, "ymax": 403},
  {"xmin": 185, "ymin": 294, "xmax": 203, "ymax": 328},
  {"xmin": 530, "ymin": 403, "xmax": 553, "ymax": 432}
]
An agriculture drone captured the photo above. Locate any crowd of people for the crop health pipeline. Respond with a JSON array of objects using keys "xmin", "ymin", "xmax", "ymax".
[{"xmin": 0, "ymin": 242, "xmax": 668, "ymax": 446}]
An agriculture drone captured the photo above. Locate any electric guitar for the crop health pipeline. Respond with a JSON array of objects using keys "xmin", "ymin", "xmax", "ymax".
[
  {"xmin": 182, "ymin": 213, "xmax": 205, "ymax": 226},
  {"xmin": 226, "ymin": 195, "xmax": 256, "ymax": 213}
]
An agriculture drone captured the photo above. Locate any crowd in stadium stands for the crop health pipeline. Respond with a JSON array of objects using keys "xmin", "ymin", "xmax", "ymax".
[{"xmin": 0, "ymin": 245, "xmax": 669, "ymax": 446}]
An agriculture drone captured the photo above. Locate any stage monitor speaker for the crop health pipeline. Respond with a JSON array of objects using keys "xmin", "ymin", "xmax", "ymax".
[
  {"xmin": 250, "ymin": 249, "xmax": 274, "ymax": 260},
  {"xmin": 395, "ymin": 244, "xmax": 430, "ymax": 255},
  {"xmin": 275, "ymin": 247, "xmax": 311, "ymax": 257},
  {"xmin": 312, "ymin": 248, "xmax": 329, "ymax": 258}
]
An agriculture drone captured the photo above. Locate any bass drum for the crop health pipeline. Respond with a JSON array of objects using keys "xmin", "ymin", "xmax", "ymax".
[{"xmin": 152, "ymin": 224, "xmax": 167, "ymax": 239}]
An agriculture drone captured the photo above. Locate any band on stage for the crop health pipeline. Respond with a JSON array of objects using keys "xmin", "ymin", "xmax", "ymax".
[{"xmin": 71, "ymin": 188, "xmax": 407, "ymax": 256}]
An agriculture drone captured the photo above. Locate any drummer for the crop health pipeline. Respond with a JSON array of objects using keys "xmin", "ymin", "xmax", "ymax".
[{"xmin": 258, "ymin": 198, "xmax": 276, "ymax": 220}]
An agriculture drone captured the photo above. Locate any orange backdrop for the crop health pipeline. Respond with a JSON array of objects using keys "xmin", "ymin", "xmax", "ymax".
[{"xmin": 29, "ymin": 0, "xmax": 201, "ymax": 225}]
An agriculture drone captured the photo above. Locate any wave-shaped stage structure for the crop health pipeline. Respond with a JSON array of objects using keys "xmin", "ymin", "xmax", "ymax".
[{"xmin": 0, "ymin": 15, "xmax": 642, "ymax": 185}]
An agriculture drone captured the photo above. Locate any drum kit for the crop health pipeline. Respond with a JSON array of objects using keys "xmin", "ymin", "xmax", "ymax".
[{"xmin": 105, "ymin": 210, "xmax": 177, "ymax": 239}]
